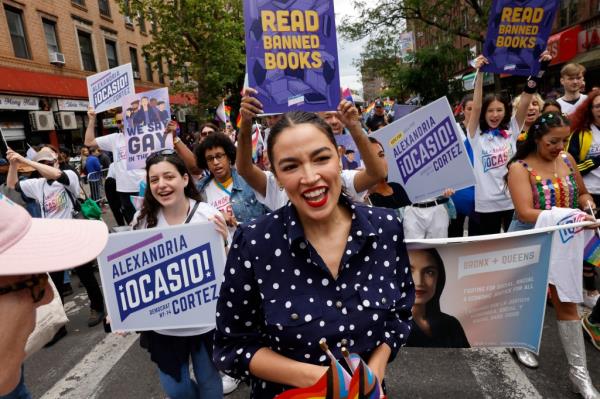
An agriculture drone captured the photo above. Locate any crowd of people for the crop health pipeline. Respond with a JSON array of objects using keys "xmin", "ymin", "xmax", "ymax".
[{"xmin": 1, "ymin": 52, "xmax": 600, "ymax": 399}]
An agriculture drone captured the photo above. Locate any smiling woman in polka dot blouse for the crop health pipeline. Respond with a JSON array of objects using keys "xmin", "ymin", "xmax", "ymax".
[{"xmin": 213, "ymin": 93, "xmax": 415, "ymax": 398}]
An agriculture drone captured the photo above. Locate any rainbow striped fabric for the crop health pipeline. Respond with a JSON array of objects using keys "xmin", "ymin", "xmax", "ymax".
[{"xmin": 584, "ymin": 235, "xmax": 600, "ymax": 268}]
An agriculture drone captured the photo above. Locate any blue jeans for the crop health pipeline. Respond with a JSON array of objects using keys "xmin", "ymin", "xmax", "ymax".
[
  {"xmin": 157, "ymin": 340, "xmax": 223, "ymax": 399},
  {"xmin": 0, "ymin": 367, "xmax": 31, "ymax": 399},
  {"xmin": 507, "ymin": 217, "xmax": 534, "ymax": 232}
]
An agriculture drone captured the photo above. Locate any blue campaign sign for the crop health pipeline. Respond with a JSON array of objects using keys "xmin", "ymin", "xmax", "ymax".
[
  {"xmin": 481, "ymin": 0, "xmax": 560, "ymax": 76},
  {"xmin": 243, "ymin": 0, "xmax": 341, "ymax": 113},
  {"xmin": 97, "ymin": 222, "xmax": 226, "ymax": 332},
  {"xmin": 372, "ymin": 97, "xmax": 476, "ymax": 203}
]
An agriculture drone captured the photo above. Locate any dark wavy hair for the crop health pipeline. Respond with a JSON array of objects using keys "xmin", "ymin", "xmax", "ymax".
[
  {"xmin": 417, "ymin": 248, "xmax": 446, "ymax": 316},
  {"xmin": 134, "ymin": 153, "xmax": 202, "ymax": 229},
  {"xmin": 542, "ymin": 99, "xmax": 562, "ymax": 113},
  {"xmin": 266, "ymin": 111, "xmax": 337, "ymax": 175},
  {"xmin": 505, "ymin": 112, "xmax": 570, "ymax": 183},
  {"xmin": 569, "ymin": 89, "xmax": 600, "ymax": 135},
  {"xmin": 480, "ymin": 93, "xmax": 512, "ymax": 132},
  {"xmin": 199, "ymin": 122, "xmax": 218, "ymax": 134},
  {"xmin": 194, "ymin": 132, "xmax": 237, "ymax": 171}
]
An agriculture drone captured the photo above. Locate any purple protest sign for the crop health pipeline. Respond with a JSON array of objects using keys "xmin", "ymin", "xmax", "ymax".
[
  {"xmin": 481, "ymin": 0, "xmax": 559, "ymax": 77},
  {"xmin": 243, "ymin": 0, "xmax": 341, "ymax": 114}
]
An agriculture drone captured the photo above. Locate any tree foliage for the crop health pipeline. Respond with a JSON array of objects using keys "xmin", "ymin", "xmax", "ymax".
[
  {"xmin": 122, "ymin": 0, "xmax": 245, "ymax": 117},
  {"xmin": 360, "ymin": 40, "xmax": 467, "ymax": 104},
  {"xmin": 340, "ymin": 0, "xmax": 491, "ymax": 44}
]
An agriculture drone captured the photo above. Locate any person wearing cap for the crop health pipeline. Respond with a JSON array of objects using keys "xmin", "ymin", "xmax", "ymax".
[
  {"xmin": 5, "ymin": 147, "xmax": 107, "ymax": 329},
  {"xmin": 366, "ymin": 100, "xmax": 389, "ymax": 132},
  {"xmin": 85, "ymin": 107, "xmax": 146, "ymax": 224},
  {"xmin": 0, "ymin": 192, "xmax": 108, "ymax": 398}
]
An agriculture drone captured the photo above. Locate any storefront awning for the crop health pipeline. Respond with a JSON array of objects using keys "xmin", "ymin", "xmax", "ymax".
[
  {"xmin": 0, "ymin": 66, "xmax": 191, "ymax": 107},
  {"xmin": 571, "ymin": 48, "xmax": 600, "ymax": 69}
]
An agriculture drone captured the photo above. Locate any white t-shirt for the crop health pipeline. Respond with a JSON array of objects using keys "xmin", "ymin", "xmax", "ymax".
[
  {"xmin": 19, "ymin": 170, "xmax": 79, "ymax": 220},
  {"xmin": 557, "ymin": 94, "xmax": 587, "ymax": 115},
  {"xmin": 203, "ymin": 179, "xmax": 237, "ymax": 236},
  {"xmin": 95, "ymin": 133, "xmax": 145, "ymax": 193},
  {"xmin": 132, "ymin": 198, "xmax": 221, "ymax": 337},
  {"xmin": 253, "ymin": 170, "xmax": 366, "ymax": 211},
  {"xmin": 583, "ymin": 124, "xmax": 600, "ymax": 194},
  {"xmin": 469, "ymin": 117, "xmax": 520, "ymax": 213}
]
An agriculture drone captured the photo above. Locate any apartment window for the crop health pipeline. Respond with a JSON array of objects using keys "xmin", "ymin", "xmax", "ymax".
[
  {"xmin": 129, "ymin": 47, "xmax": 140, "ymax": 78},
  {"xmin": 98, "ymin": 0, "xmax": 111, "ymax": 17},
  {"xmin": 4, "ymin": 6, "xmax": 30, "ymax": 59},
  {"xmin": 559, "ymin": 0, "xmax": 579, "ymax": 27},
  {"xmin": 77, "ymin": 30, "xmax": 96, "ymax": 71},
  {"xmin": 105, "ymin": 40, "xmax": 118, "ymax": 69},
  {"xmin": 138, "ymin": 12, "xmax": 146, "ymax": 34},
  {"xmin": 158, "ymin": 60, "xmax": 165, "ymax": 84},
  {"xmin": 42, "ymin": 19, "xmax": 60, "ymax": 58},
  {"xmin": 144, "ymin": 55, "xmax": 153, "ymax": 82},
  {"xmin": 72, "ymin": 0, "xmax": 86, "ymax": 6}
]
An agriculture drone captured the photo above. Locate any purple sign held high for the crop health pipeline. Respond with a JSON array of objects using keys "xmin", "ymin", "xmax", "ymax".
[
  {"xmin": 243, "ymin": 0, "xmax": 341, "ymax": 114},
  {"xmin": 481, "ymin": 0, "xmax": 559, "ymax": 77}
]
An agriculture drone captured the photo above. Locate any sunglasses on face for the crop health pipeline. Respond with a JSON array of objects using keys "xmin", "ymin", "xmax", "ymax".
[
  {"xmin": 200, "ymin": 130, "xmax": 214, "ymax": 136},
  {"xmin": 0, "ymin": 274, "xmax": 48, "ymax": 303}
]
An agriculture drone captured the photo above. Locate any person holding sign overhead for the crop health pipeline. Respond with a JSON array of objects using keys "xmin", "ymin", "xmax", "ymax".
[
  {"xmin": 85, "ymin": 107, "xmax": 145, "ymax": 224},
  {"xmin": 130, "ymin": 150, "xmax": 230, "ymax": 399},
  {"xmin": 467, "ymin": 51, "xmax": 552, "ymax": 235},
  {"xmin": 213, "ymin": 105, "xmax": 414, "ymax": 397},
  {"xmin": 506, "ymin": 112, "xmax": 599, "ymax": 398}
]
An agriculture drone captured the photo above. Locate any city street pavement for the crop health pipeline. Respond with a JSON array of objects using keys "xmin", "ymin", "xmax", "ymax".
[{"xmin": 23, "ymin": 205, "xmax": 600, "ymax": 398}]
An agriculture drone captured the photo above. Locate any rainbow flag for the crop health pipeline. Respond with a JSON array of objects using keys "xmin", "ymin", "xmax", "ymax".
[
  {"xmin": 342, "ymin": 88, "xmax": 354, "ymax": 103},
  {"xmin": 224, "ymin": 105, "xmax": 232, "ymax": 123},
  {"xmin": 584, "ymin": 235, "xmax": 600, "ymax": 267},
  {"xmin": 275, "ymin": 358, "xmax": 351, "ymax": 399},
  {"xmin": 252, "ymin": 124, "xmax": 263, "ymax": 163},
  {"xmin": 236, "ymin": 113, "xmax": 242, "ymax": 129},
  {"xmin": 383, "ymin": 100, "xmax": 395, "ymax": 110},
  {"xmin": 347, "ymin": 356, "xmax": 383, "ymax": 399},
  {"xmin": 363, "ymin": 102, "xmax": 375, "ymax": 115}
]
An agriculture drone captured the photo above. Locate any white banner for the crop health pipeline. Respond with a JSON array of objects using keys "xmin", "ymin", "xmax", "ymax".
[
  {"xmin": 97, "ymin": 222, "xmax": 226, "ymax": 332},
  {"xmin": 87, "ymin": 63, "xmax": 135, "ymax": 113},
  {"xmin": 0, "ymin": 95, "xmax": 39, "ymax": 110},
  {"xmin": 372, "ymin": 97, "xmax": 476, "ymax": 202}
]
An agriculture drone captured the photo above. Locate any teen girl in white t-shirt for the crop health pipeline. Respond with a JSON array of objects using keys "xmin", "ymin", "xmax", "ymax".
[
  {"xmin": 132, "ymin": 151, "xmax": 228, "ymax": 399},
  {"xmin": 467, "ymin": 52, "xmax": 552, "ymax": 235}
]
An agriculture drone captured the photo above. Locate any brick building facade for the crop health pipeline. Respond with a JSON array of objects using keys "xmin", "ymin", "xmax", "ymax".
[{"xmin": 0, "ymin": 0, "xmax": 187, "ymax": 153}]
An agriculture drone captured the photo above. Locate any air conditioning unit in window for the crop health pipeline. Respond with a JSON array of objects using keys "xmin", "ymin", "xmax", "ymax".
[
  {"xmin": 29, "ymin": 111, "xmax": 55, "ymax": 131},
  {"xmin": 55, "ymin": 111, "xmax": 77, "ymax": 130},
  {"xmin": 50, "ymin": 52, "xmax": 65, "ymax": 66},
  {"xmin": 124, "ymin": 16, "xmax": 133, "ymax": 25},
  {"xmin": 133, "ymin": 71, "xmax": 141, "ymax": 79}
]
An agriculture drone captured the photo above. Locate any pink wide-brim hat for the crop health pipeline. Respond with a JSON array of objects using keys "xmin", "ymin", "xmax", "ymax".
[{"xmin": 0, "ymin": 192, "xmax": 108, "ymax": 275}]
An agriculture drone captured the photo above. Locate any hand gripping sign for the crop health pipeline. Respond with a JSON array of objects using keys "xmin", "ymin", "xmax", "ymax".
[
  {"xmin": 97, "ymin": 222, "xmax": 226, "ymax": 332},
  {"xmin": 371, "ymin": 97, "xmax": 475, "ymax": 203},
  {"xmin": 86, "ymin": 64, "xmax": 136, "ymax": 113}
]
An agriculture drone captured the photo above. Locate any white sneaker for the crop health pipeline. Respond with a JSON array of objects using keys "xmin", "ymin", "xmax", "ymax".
[
  {"xmin": 222, "ymin": 374, "xmax": 240, "ymax": 395},
  {"xmin": 583, "ymin": 291, "xmax": 600, "ymax": 310}
]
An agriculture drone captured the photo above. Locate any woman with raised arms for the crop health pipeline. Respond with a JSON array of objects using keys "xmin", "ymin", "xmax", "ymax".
[{"xmin": 212, "ymin": 93, "xmax": 415, "ymax": 397}]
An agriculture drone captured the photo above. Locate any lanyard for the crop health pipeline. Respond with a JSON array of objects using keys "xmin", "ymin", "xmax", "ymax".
[{"xmin": 215, "ymin": 180, "xmax": 232, "ymax": 197}]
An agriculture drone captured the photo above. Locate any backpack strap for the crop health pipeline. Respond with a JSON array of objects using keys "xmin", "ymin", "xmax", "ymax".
[{"xmin": 185, "ymin": 200, "xmax": 201, "ymax": 224}]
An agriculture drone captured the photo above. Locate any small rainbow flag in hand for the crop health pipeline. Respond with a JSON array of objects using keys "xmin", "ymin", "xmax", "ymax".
[
  {"xmin": 274, "ymin": 358, "xmax": 350, "ymax": 399},
  {"xmin": 584, "ymin": 235, "xmax": 600, "ymax": 267}
]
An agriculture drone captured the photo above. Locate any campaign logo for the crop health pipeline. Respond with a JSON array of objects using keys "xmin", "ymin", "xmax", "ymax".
[
  {"xmin": 481, "ymin": 145, "xmax": 510, "ymax": 173},
  {"xmin": 113, "ymin": 242, "xmax": 216, "ymax": 321},
  {"xmin": 558, "ymin": 213, "xmax": 587, "ymax": 243},
  {"xmin": 92, "ymin": 71, "xmax": 131, "ymax": 109}
]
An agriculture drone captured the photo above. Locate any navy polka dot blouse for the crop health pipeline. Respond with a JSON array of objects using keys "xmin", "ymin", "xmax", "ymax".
[{"xmin": 213, "ymin": 196, "xmax": 415, "ymax": 398}]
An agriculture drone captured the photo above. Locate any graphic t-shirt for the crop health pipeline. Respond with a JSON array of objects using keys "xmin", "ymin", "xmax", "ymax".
[
  {"xmin": 583, "ymin": 124, "xmax": 600, "ymax": 194},
  {"xmin": 19, "ymin": 170, "xmax": 79, "ymax": 219},
  {"xmin": 469, "ymin": 117, "xmax": 520, "ymax": 213},
  {"xmin": 132, "ymin": 198, "xmax": 222, "ymax": 337},
  {"xmin": 204, "ymin": 179, "xmax": 233, "ymax": 217},
  {"xmin": 95, "ymin": 133, "xmax": 145, "ymax": 193},
  {"xmin": 557, "ymin": 94, "xmax": 587, "ymax": 115}
]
